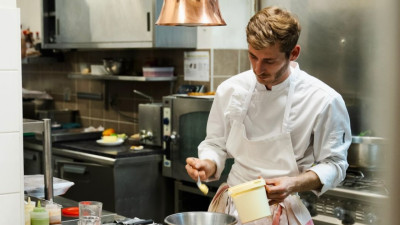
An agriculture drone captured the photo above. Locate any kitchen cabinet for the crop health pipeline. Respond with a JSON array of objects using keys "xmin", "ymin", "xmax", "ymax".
[{"xmin": 43, "ymin": 0, "xmax": 197, "ymax": 49}]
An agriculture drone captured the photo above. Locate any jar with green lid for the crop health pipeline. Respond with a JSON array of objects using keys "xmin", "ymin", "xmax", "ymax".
[{"xmin": 30, "ymin": 201, "xmax": 49, "ymax": 225}]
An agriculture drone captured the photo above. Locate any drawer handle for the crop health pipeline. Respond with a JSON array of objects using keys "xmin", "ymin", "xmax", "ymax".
[{"xmin": 63, "ymin": 164, "xmax": 86, "ymax": 174}]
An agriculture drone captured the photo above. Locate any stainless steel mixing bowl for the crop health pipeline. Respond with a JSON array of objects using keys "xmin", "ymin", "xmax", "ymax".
[
  {"xmin": 165, "ymin": 212, "xmax": 237, "ymax": 225},
  {"xmin": 102, "ymin": 58, "xmax": 130, "ymax": 75}
]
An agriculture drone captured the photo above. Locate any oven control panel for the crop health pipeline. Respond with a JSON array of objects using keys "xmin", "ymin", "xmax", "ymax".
[{"xmin": 299, "ymin": 191, "xmax": 384, "ymax": 225}]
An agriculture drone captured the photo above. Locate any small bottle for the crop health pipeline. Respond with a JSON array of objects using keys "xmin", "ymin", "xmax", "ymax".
[
  {"xmin": 45, "ymin": 199, "xmax": 61, "ymax": 225},
  {"xmin": 24, "ymin": 197, "xmax": 36, "ymax": 225},
  {"xmin": 30, "ymin": 201, "xmax": 49, "ymax": 225}
]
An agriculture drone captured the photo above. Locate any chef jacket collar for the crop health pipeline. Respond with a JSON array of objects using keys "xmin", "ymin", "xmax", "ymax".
[{"xmin": 255, "ymin": 62, "xmax": 299, "ymax": 92}]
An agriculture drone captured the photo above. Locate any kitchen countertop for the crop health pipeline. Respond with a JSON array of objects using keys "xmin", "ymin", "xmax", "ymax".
[
  {"xmin": 25, "ymin": 195, "xmax": 128, "ymax": 225},
  {"xmin": 23, "ymin": 136, "xmax": 163, "ymax": 159}
]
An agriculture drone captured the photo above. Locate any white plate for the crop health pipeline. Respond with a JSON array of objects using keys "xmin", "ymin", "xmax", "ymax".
[{"xmin": 96, "ymin": 138, "xmax": 124, "ymax": 146}]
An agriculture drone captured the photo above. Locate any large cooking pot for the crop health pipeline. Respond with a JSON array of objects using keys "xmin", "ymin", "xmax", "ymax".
[
  {"xmin": 347, "ymin": 136, "xmax": 387, "ymax": 170},
  {"xmin": 165, "ymin": 212, "xmax": 237, "ymax": 225}
]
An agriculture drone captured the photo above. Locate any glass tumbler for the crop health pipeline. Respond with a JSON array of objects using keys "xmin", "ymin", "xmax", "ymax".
[{"xmin": 78, "ymin": 201, "xmax": 102, "ymax": 225}]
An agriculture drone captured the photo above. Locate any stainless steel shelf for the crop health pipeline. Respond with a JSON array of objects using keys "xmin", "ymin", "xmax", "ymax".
[
  {"xmin": 22, "ymin": 56, "xmax": 57, "ymax": 64},
  {"xmin": 23, "ymin": 119, "xmax": 45, "ymax": 133},
  {"xmin": 68, "ymin": 74, "xmax": 177, "ymax": 82}
]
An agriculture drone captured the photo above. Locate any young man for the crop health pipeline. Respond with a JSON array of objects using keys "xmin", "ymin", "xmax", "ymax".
[{"xmin": 186, "ymin": 6, "xmax": 350, "ymax": 225}]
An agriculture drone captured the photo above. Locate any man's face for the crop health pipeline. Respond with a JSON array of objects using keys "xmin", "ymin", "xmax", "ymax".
[{"xmin": 248, "ymin": 44, "xmax": 291, "ymax": 89}]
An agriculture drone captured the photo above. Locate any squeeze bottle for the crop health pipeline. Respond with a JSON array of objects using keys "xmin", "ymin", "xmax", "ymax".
[
  {"xmin": 24, "ymin": 197, "xmax": 35, "ymax": 225},
  {"xmin": 30, "ymin": 201, "xmax": 49, "ymax": 225},
  {"xmin": 45, "ymin": 199, "xmax": 61, "ymax": 225}
]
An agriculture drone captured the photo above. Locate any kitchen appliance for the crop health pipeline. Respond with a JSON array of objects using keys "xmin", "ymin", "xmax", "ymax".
[
  {"xmin": 138, "ymin": 103, "xmax": 163, "ymax": 147},
  {"xmin": 300, "ymin": 169, "xmax": 388, "ymax": 225},
  {"xmin": 347, "ymin": 136, "xmax": 386, "ymax": 170},
  {"xmin": 162, "ymin": 95, "xmax": 233, "ymax": 188}
]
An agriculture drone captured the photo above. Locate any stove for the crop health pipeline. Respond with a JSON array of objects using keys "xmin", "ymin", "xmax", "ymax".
[{"xmin": 299, "ymin": 169, "xmax": 388, "ymax": 225}]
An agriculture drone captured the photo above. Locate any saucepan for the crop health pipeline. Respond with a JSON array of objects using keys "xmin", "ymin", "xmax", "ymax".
[
  {"xmin": 165, "ymin": 212, "xmax": 237, "ymax": 225},
  {"xmin": 347, "ymin": 136, "xmax": 387, "ymax": 170}
]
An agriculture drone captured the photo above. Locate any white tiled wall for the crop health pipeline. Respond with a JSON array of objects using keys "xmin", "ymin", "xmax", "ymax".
[
  {"xmin": 0, "ymin": 0, "xmax": 23, "ymax": 224},
  {"xmin": 0, "ymin": 0, "xmax": 16, "ymax": 8},
  {"xmin": 0, "ymin": 193, "xmax": 21, "ymax": 225},
  {"xmin": 0, "ymin": 71, "xmax": 20, "ymax": 133},
  {"xmin": 0, "ymin": 8, "xmax": 19, "ymax": 70},
  {"xmin": 0, "ymin": 133, "xmax": 21, "ymax": 194}
]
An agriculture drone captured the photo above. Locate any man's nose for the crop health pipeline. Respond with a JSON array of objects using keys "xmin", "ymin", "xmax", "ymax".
[{"xmin": 254, "ymin": 61, "xmax": 265, "ymax": 75}]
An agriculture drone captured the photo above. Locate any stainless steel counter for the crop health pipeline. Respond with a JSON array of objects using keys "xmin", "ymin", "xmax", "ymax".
[{"xmin": 25, "ymin": 195, "xmax": 127, "ymax": 224}]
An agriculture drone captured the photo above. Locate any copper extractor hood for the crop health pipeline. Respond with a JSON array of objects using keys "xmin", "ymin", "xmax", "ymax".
[{"xmin": 156, "ymin": 0, "xmax": 227, "ymax": 26}]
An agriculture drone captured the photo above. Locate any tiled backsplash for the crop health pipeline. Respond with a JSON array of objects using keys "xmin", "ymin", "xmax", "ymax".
[{"xmin": 22, "ymin": 49, "xmax": 251, "ymax": 136}]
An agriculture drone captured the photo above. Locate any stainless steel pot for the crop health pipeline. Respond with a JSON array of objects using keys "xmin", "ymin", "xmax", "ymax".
[{"xmin": 347, "ymin": 136, "xmax": 386, "ymax": 170}]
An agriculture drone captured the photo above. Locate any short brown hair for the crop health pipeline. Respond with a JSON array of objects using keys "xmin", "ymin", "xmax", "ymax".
[{"xmin": 246, "ymin": 6, "xmax": 301, "ymax": 57}]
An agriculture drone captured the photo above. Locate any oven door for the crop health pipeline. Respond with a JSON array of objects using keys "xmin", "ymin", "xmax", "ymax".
[{"xmin": 169, "ymin": 97, "xmax": 233, "ymax": 187}]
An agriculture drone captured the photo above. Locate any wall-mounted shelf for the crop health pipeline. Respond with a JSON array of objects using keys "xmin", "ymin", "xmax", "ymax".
[{"xmin": 68, "ymin": 74, "xmax": 177, "ymax": 82}]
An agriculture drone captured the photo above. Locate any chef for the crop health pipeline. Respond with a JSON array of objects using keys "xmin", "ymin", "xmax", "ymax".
[{"xmin": 185, "ymin": 6, "xmax": 351, "ymax": 225}]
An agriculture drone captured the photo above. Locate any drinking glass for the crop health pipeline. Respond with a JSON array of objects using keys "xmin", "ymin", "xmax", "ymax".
[{"xmin": 78, "ymin": 201, "xmax": 102, "ymax": 225}]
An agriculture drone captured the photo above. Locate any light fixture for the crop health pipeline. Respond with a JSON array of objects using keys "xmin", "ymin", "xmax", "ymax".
[{"xmin": 156, "ymin": 0, "xmax": 226, "ymax": 26}]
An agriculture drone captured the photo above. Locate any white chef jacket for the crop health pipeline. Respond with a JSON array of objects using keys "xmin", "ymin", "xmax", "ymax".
[{"xmin": 199, "ymin": 62, "xmax": 350, "ymax": 196}]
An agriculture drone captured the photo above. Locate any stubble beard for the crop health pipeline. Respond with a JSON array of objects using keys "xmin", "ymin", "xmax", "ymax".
[{"xmin": 256, "ymin": 59, "xmax": 290, "ymax": 87}]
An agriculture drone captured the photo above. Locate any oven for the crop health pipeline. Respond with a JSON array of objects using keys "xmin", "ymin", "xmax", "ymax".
[
  {"xmin": 162, "ymin": 95, "xmax": 234, "ymax": 188},
  {"xmin": 300, "ymin": 169, "xmax": 388, "ymax": 225}
]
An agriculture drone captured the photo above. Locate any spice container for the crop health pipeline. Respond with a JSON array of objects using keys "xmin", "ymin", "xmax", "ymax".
[
  {"xmin": 45, "ymin": 199, "xmax": 61, "ymax": 225},
  {"xmin": 30, "ymin": 201, "xmax": 49, "ymax": 225}
]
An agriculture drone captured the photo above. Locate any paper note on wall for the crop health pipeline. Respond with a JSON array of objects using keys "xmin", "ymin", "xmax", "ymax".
[{"xmin": 184, "ymin": 51, "xmax": 210, "ymax": 81}]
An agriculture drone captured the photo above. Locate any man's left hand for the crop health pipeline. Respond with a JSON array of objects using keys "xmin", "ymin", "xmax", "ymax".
[
  {"xmin": 260, "ymin": 171, "xmax": 323, "ymax": 205},
  {"xmin": 261, "ymin": 176, "xmax": 296, "ymax": 205}
]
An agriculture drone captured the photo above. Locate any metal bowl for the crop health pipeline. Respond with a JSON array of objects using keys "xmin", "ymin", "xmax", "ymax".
[
  {"xmin": 102, "ymin": 58, "xmax": 130, "ymax": 75},
  {"xmin": 165, "ymin": 212, "xmax": 237, "ymax": 225}
]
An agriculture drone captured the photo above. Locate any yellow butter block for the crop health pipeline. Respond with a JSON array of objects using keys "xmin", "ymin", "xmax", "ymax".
[
  {"xmin": 199, "ymin": 184, "xmax": 209, "ymax": 195},
  {"xmin": 102, "ymin": 136, "xmax": 118, "ymax": 143}
]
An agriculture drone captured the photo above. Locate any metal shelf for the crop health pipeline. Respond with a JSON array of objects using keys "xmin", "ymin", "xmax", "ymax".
[
  {"xmin": 68, "ymin": 74, "xmax": 177, "ymax": 82},
  {"xmin": 23, "ymin": 119, "xmax": 45, "ymax": 133},
  {"xmin": 22, "ymin": 56, "xmax": 57, "ymax": 64}
]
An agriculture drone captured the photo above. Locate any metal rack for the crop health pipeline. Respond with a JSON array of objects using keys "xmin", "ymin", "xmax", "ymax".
[{"xmin": 23, "ymin": 118, "xmax": 53, "ymax": 200}]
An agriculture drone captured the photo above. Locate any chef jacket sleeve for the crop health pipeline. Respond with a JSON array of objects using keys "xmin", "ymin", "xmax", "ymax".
[
  {"xmin": 306, "ymin": 94, "xmax": 351, "ymax": 196},
  {"xmin": 198, "ymin": 86, "xmax": 231, "ymax": 182}
]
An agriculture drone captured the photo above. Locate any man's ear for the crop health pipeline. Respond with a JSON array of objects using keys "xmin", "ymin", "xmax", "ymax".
[{"xmin": 290, "ymin": 45, "xmax": 301, "ymax": 61}]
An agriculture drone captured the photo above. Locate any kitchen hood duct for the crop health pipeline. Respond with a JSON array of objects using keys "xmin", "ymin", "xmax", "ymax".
[{"xmin": 156, "ymin": 0, "xmax": 226, "ymax": 26}]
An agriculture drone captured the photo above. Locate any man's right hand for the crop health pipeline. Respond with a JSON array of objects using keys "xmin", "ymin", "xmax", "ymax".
[{"xmin": 185, "ymin": 157, "xmax": 217, "ymax": 181}]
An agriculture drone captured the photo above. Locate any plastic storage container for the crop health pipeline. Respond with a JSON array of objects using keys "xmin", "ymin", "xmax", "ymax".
[
  {"xmin": 24, "ymin": 197, "xmax": 36, "ymax": 225},
  {"xmin": 228, "ymin": 179, "xmax": 271, "ymax": 223},
  {"xmin": 45, "ymin": 199, "xmax": 61, "ymax": 225},
  {"xmin": 142, "ymin": 67, "xmax": 174, "ymax": 77},
  {"xmin": 30, "ymin": 201, "xmax": 49, "ymax": 225}
]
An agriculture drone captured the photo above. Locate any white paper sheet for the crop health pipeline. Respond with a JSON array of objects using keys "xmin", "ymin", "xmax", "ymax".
[{"xmin": 184, "ymin": 51, "xmax": 210, "ymax": 81}]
